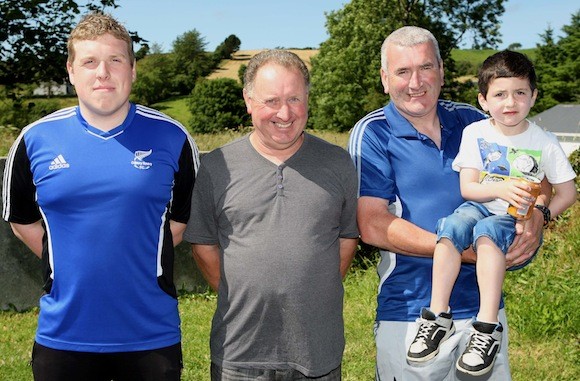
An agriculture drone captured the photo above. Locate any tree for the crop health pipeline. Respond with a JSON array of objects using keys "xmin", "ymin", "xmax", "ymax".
[
  {"xmin": 135, "ymin": 43, "xmax": 150, "ymax": 61},
  {"xmin": 0, "ymin": 0, "xmax": 144, "ymax": 88},
  {"xmin": 308, "ymin": 0, "xmax": 506, "ymax": 131},
  {"xmin": 507, "ymin": 43, "xmax": 522, "ymax": 50},
  {"xmin": 533, "ymin": 11, "xmax": 580, "ymax": 113},
  {"xmin": 131, "ymin": 53, "xmax": 175, "ymax": 105},
  {"xmin": 188, "ymin": 78, "xmax": 248, "ymax": 133},
  {"xmin": 213, "ymin": 34, "xmax": 241, "ymax": 63},
  {"xmin": 171, "ymin": 30, "xmax": 212, "ymax": 94},
  {"xmin": 238, "ymin": 64, "xmax": 247, "ymax": 84}
]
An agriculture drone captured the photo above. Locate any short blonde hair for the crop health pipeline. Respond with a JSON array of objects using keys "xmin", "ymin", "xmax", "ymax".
[
  {"xmin": 67, "ymin": 12, "xmax": 135, "ymax": 64},
  {"xmin": 243, "ymin": 50, "xmax": 310, "ymax": 96}
]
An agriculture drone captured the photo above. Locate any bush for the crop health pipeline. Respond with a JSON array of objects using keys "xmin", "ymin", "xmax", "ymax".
[
  {"xmin": 568, "ymin": 148, "xmax": 580, "ymax": 191},
  {"xmin": 188, "ymin": 78, "xmax": 248, "ymax": 133},
  {"xmin": 0, "ymin": 94, "xmax": 60, "ymax": 130}
]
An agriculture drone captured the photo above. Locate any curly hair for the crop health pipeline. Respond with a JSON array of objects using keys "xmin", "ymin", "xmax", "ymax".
[{"xmin": 67, "ymin": 12, "xmax": 134, "ymax": 64}]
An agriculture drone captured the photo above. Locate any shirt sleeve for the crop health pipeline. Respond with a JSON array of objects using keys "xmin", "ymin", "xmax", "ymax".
[
  {"xmin": 542, "ymin": 132, "xmax": 577, "ymax": 184},
  {"xmin": 169, "ymin": 137, "xmax": 199, "ymax": 223},
  {"xmin": 183, "ymin": 156, "xmax": 219, "ymax": 245},
  {"xmin": 452, "ymin": 121, "xmax": 485, "ymax": 172},
  {"xmin": 339, "ymin": 152, "xmax": 360, "ymax": 239},
  {"xmin": 2, "ymin": 137, "xmax": 42, "ymax": 224},
  {"xmin": 349, "ymin": 122, "xmax": 397, "ymax": 202}
]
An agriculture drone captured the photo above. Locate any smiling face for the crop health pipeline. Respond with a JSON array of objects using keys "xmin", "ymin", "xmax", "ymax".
[
  {"xmin": 380, "ymin": 41, "xmax": 444, "ymax": 122},
  {"xmin": 243, "ymin": 63, "xmax": 309, "ymax": 159},
  {"xmin": 67, "ymin": 33, "xmax": 136, "ymax": 130},
  {"xmin": 478, "ymin": 77, "xmax": 537, "ymax": 135}
]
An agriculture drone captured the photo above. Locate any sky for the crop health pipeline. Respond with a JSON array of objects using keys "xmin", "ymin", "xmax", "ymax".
[{"xmin": 110, "ymin": 0, "xmax": 578, "ymax": 52}]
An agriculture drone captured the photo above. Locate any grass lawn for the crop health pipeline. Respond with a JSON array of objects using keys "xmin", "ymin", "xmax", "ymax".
[{"xmin": 1, "ymin": 203, "xmax": 578, "ymax": 380}]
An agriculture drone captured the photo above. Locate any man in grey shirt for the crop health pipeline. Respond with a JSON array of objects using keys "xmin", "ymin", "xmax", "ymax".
[{"xmin": 183, "ymin": 50, "xmax": 359, "ymax": 381}]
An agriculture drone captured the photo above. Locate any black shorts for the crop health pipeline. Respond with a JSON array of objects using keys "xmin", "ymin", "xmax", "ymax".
[{"xmin": 31, "ymin": 341, "xmax": 182, "ymax": 381}]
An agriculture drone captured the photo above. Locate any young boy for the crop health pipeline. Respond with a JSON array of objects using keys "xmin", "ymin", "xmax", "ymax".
[{"xmin": 406, "ymin": 50, "xmax": 577, "ymax": 376}]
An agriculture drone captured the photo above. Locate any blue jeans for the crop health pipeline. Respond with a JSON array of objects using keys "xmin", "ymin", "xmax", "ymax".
[{"xmin": 436, "ymin": 201, "xmax": 541, "ymax": 271}]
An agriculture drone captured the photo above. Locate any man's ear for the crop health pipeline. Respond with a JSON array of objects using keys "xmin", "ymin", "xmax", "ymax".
[
  {"xmin": 243, "ymin": 89, "xmax": 252, "ymax": 114},
  {"xmin": 380, "ymin": 68, "xmax": 389, "ymax": 94},
  {"xmin": 66, "ymin": 60, "xmax": 75, "ymax": 86}
]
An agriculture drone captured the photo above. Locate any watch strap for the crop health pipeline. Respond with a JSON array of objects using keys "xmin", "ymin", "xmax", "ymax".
[{"xmin": 534, "ymin": 205, "xmax": 551, "ymax": 227}]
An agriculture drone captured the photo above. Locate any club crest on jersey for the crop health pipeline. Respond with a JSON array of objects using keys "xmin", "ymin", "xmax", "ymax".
[{"xmin": 131, "ymin": 149, "xmax": 153, "ymax": 170}]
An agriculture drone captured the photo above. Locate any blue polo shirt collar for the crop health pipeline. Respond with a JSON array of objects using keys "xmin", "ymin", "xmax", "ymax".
[{"xmin": 383, "ymin": 101, "xmax": 454, "ymax": 142}]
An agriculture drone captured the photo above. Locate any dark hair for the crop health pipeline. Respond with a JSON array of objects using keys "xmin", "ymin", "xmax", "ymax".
[{"xmin": 478, "ymin": 50, "xmax": 536, "ymax": 97}]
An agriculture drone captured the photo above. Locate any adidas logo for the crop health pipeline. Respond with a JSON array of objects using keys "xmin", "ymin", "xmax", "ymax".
[{"xmin": 49, "ymin": 154, "xmax": 70, "ymax": 170}]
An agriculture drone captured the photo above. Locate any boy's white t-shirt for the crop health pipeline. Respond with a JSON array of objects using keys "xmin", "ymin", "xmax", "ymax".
[{"xmin": 452, "ymin": 119, "xmax": 576, "ymax": 215}]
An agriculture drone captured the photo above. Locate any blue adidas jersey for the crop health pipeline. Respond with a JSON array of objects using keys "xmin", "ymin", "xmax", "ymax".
[
  {"xmin": 348, "ymin": 100, "xmax": 498, "ymax": 321},
  {"xmin": 2, "ymin": 103, "xmax": 199, "ymax": 352}
]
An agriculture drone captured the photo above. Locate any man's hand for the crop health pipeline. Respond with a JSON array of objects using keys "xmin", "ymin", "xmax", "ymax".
[{"xmin": 506, "ymin": 209, "xmax": 543, "ymax": 268}]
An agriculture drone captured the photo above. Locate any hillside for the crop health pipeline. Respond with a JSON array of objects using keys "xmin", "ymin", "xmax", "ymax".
[
  {"xmin": 207, "ymin": 49, "xmax": 319, "ymax": 81},
  {"xmin": 207, "ymin": 48, "xmax": 536, "ymax": 82}
]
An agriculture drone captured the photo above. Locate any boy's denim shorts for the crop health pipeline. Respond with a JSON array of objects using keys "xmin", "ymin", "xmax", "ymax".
[{"xmin": 436, "ymin": 201, "xmax": 541, "ymax": 271}]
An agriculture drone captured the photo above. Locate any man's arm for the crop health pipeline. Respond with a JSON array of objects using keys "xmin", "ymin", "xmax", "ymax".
[
  {"xmin": 357, "ymin": 196, "xmax": 436, "ymax": 257},
  {"xmin": 339, "ymin": 237, "xmax": 359, "ymax": 278},
  {"xmin": 358, "ymin": 196, "xmax": 478, "ymax": 263},
  {"xmin": 10, "ymin": 221, "xmax": 44, "ymax": 258},
  {"xmin": 170, "ymin": 220, "xmax": 186, "ymax": 247},
  {"xmin": 191, "ymin": 243, "xmax": 221, "ymax": 292}
]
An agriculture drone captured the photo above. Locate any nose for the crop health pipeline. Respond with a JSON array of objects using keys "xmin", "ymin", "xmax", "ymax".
[
  {"xmin": 96, "ymin": 61, "xmax": 110, "ymax": 80},
  {"xmin": 409, "ymin": 70, "xmax": 421, "ymax": 88},
  {"xmin": 505, "ymin": 94, "xmax": 516, "ymax": 107},
  {"xmin": 276, "ymin": 102, "xmax": 291, "ymax": 120}
]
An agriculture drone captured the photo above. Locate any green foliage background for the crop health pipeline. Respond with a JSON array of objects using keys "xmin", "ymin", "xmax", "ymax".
[{"xmin": 187, "ymin": 78, "xmax": 248, "ymax": 133}]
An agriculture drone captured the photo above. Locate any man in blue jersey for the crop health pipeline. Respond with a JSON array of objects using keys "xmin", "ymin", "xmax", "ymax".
[
  {"xmin": 348, "ymin": 26, "xmax": 547, "ymax": 380},
  {"xmin": 2, "ymin": 13, "xmax": 199, "ymax": 381}
]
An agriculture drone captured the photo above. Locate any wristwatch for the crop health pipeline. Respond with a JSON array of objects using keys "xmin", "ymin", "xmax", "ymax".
[{"xmin": 534, "ymin": 205, "xmax": 551, "ymax": 227}]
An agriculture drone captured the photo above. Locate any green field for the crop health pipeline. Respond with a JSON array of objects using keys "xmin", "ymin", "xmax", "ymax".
[
  {"xmin": 1, "ymin": 203, "xmax": 578, "ymax": 380},
  {"xmin": 451, "ymin": 48, "xmax": 537, "ymax": 66}
]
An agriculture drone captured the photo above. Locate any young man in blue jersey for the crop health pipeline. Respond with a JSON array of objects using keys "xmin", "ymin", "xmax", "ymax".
[
  {"xmin": 2, "ymin": 13, "xmax": 199, "ymax": 381},
  {"xmin": 184, "ymin": 50, "xmax": 359, "ymax": 381},
  {"xmin": 348, "ymin": 26, "xmax": 548, "ymax": 380}
]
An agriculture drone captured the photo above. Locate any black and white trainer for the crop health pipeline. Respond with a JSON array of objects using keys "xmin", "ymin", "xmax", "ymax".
[
  {"xmin": 407, "ymin": 307, "xmax": 455, "ymax": 363},
  {"xmin": 456, "ymin": 321, "xmax": 503, "ymax": 376}
]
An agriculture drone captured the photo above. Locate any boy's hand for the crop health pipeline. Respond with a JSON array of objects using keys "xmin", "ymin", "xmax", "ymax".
[{"xmin": 494, "ymin": 178, "xmax": 533, "ymax": 209}]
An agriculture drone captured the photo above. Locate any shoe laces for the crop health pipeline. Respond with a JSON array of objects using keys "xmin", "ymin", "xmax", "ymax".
[
  {"xmin": 414, "ymin": 320, "xmax": 438, "ymax": 341},
  {"xmin": 466, "ymin": 332, "xmax": 494, "ymax": 357}
]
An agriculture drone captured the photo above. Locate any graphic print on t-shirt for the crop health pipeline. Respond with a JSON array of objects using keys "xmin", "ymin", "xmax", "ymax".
[{"xmin": 478, "ymin": 138, "xmax": 542, "ymax": 184}]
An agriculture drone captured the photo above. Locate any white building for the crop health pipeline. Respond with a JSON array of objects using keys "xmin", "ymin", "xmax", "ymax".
[{"xmin": 529, "ymin": 104, "xmax": 580, "ymax": 157}]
